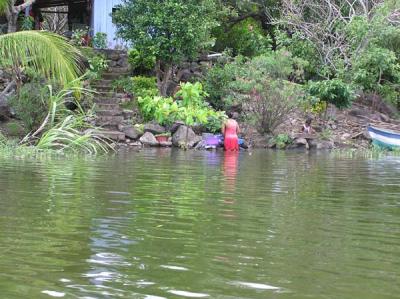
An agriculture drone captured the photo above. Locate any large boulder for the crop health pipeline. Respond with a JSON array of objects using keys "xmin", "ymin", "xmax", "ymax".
[
  {"xmin": 172, "ymin": 126, "xmax": 201, "ymax": 148},
  {"xmin": 121, "ymin": 125, "xmax": 143, "ymax": 140},
  {"xmin": 316, "ymin": 140, "xmax": 334, "ymax": 150},
  {"xmin": 140, "ymin": 132, "xmax": 159, "ymax": 146},
  {"xmin": 292, "ymin": 137, "xmax": 309, "ymax": 149},
  {"xmin": 144, "ymin": 122, "xmax": 166, "ymax": 135}
]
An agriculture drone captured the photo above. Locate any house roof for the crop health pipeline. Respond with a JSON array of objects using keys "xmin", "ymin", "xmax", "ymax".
[{"xmin": 34, "ymin": 0, "xmax": 89, "ymax": 8}]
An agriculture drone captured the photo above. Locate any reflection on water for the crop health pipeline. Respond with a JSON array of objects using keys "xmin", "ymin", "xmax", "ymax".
[{"xmin": 0, "ymin": 149, "xmax": 400, "ymax": 299}]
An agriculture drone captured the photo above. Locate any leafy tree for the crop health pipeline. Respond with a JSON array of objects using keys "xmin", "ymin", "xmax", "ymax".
[{"xmin": 113, "ymin": 0, "xmax": 218, "ymax": 96}]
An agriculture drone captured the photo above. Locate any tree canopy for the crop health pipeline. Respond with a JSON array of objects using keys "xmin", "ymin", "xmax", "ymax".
[{"xmin": 113, "ymin": 0, "xmax": 218, "ymax": 95}]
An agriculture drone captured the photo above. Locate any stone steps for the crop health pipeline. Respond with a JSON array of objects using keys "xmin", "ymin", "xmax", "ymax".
[
  {"xmin": 95, "ymin": 115, "xmax": 124, "ymax": 126},
  {"xmin": 107, "ymin": 66, "xmax": 130, "ymax": 73},
  {"xmin": 89, "ymin": 50, "xmax": 133, "ymax": 136},
  {"xmin": 95, "ymin": 109, "xmax": 123, "ymax": 116},
  {"xmin": 96, "ymin": 129, "xmax": 126, "ymax": 141},
  {"xmin": 102, "ymin": 72, "xmax": 131, "ymax": 80},
  {"xmin": 95, "ymin": 102, "xmax": 120, "ymax": 110}
]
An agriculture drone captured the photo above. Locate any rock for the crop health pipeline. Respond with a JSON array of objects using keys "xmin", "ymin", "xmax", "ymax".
[
  {"xmin": 316, "ymin": 140, "xmax": 334, "ymax": 150},
  {"xmin": 140, "ymin": 132, "xmax": 159, "ymax": 146},
  {"xmin": 341, "ymin": 133, "xmax": 351, "ymax": 140},
  {"xmin": 170, "ymin": 121, "xmax": 184, "ymax": 134},
  {"xmin": 120, "ymin": 125, "xmax": 143, "ymax": 140},
  {"xmin": 144, "ymin": 122, "xmax": 166, "ymax": 135},
  {"xmin": 293, "ymin": 137, "xmax": 309, "ymax": 149},
  {"xmin": 122, "ymin": 109, "xmax": 134, "ymax": 120},
  {"xmin": 130, "ymin": 141, "xmax": 142, "ymax": 146},
  {"xmin": 363, "ymin": 129, "xmax": 372, "ymax": 140},
  {"xmin": 192, "ymin": 123, "xmax": 205, "ymax": 135},
  {"xmin": 348, "ymin": 108, "xmax": 369, "ymax": 118},
  {"xmin": 172, "ymin": 126, "xmax": 200, "ymax": 148},
  {"xmin": 159, "ymin": 141, "xmax": 172, "ymax": 147},
  {"xmin": 379, "ymin": 113, "xmax": 391, "ymax": 122}
]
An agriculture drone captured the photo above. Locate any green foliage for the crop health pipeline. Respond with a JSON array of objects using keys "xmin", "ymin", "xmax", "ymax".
[
  {"xmin": 205, "ymin": 49, "xmax": 304, "ymax": 110},
  {"xmin": 111, "ymin": 76, "xmax": 133, "ymax": 93},
  {"xmin": 20, "ymin": 16, "xmax": 34, "ymax": 30},
  {"xmin": 320, "ymin": 128, "xmax": 333, "ymax": 141},
  {"xmin": 203, "ymin": 54, "xmax": 246, "ymax": 110},
  {"xmin": 87, "ymin": 54, "xmax": 108, "ymax": 80},
  {"xmin": 213, "ymin": 17, "xmax": 271, "ymax": 57},
  {"xmin": 275, "ymin": 134, "xmax": 292, "ymax": 149},
  {"xmin": 131, "ymin": 76, "xmax": 158, "ymax": 98},
  {"xmin": 175, "ymin": 82, "xmax": 208, "ymax": 107},
  {"xmin": 0, "ymin": 31, "xmax": 82, "ymax": 85},
  {"xmin": 275, "ymin": 29, "xmax": 320, "ymax": 79},
  {"xmin": 22, "ymin": 80, "xmax": 114, "ymax": 154},
  {"xmin": 307, "ymin": 79, "xmax": 356, "ymax": 109},
  {"xmin": 92, "ymin": 32, "xmax": 107, "ymax": 49},
  {"xmin": 70, "ymin": 28, "xmax": 89, "ymax": 46},
  {"xmin": 8, "ymin": 81, "xmax": 50, "ymax": 131},
  {"xmin": 128, "ymin": 48, "xmax": 156, "ymax": 73},
  {"xmin": 113, "ymin": 0, "xmax": 218, "ymax": 65},
  {"xmin": 138, "ymin": 82, "xmax": 226, "ymax": 132}
]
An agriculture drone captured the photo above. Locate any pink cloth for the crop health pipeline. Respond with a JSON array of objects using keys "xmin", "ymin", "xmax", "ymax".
[{"xmin": 224, "ymin": 121, "xmax": 239, "ymax": 151}]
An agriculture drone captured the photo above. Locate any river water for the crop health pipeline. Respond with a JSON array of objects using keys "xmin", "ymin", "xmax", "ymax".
[{"xmin": 0, "ymin": 149, "xmax": 399, "ymax": 299}]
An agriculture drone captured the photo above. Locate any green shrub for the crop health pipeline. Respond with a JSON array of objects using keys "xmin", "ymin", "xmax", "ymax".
[
  {"xmin": 8, "ymin": 81, "xmax": 50, "ymax": 131},
  {"xmin": 204, "ymin": 50, "xmax": 305, "ymax": 112},
  {"xmin": 112, "ymin": 76, "xmax": 133, "ymax": 93},
  {"xmin": 92, "ymin": 32, "xmax": 107, "ymax": 49},
  {"xmin": 71, "ymin": 28, "xmax": 89, "ymax": 46},
  {"xmin": 128, "ymin": 48, "xmax": 156, "ymax": 73},
  {"xmin": 275, "ymin": 133, "xmax": 292, "ymax": 149},
  {"xmin": 138, "ymin": 82, "xmax": 226, "ymax": 132},
  {"xmin": 131, "ymin": 76, "xmax": 158, "ymax": 98},
  {"xmin": 203, "ymin": 54, "xmax": 245, "ymax": 110},
  {"xmin": 307, "ymin": 79, "xmax": 356, "ymax": 109},
  {"xmin": 213, "ymin": 18, "xmax": 271, "ymax": 57},
  {"xmin": 87, "ymin": 54, "xmax": 108, "ymax": 79},
  {"xmin": 5, "ymin": 122, "xmax": 25, "ymax": 137}
]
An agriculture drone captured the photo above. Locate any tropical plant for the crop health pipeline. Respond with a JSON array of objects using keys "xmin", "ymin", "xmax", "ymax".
[
  {"xmin": 0, "ymin": 30, "xmax": 82, "ymax": 85},
  {"xmin": 137, "ymin": 82, "xmax": 227, "ymax": 132},
  {"xmin": 35, "ymin": 115, "xmax": 112, "ymax": 154},
  {"xmin": 20, "ymin": 15, "xmax": 34, "ymax": 30},
  {"xmin": 92, "ymin": 32, "xmax": 107, "ymax": 49},
  {"xmin": 70, "ymin": 27, "xmax": 89, "ymax": 46},
  {"xmin": 275, "ymin": 133, "xmax": 292, "ymax": 149},
  {"xmin": 86, "ymin": 54, "xmax": 108, "ymax": 80},
  {"xmin": 307, "ymin": 79, "xmax": 356, "ymax": 110},
  {"xmin": 213, "ymin": 17, "xmax": 271, "ymax": 57},
  {"xmin": 8, "ymin": 80, "xmax": 50, "ymax": 130},
  {"xmin": 111, "ymin": 76, "xmax": 132, "ymax": 93},
  {"xmin": 131, "ymin": 76, "xmax": 158, "ymax": 98},
  {"xmin": 20, "ymin": 80, "xmax": 114, "ymax": 154},
  {"xmin": 128, "ymin": 48, "xmax": 156, "ymax": 73},
  {"xmin": 113, "ymin": 0, "xmax": 218, "ymax": 96}
]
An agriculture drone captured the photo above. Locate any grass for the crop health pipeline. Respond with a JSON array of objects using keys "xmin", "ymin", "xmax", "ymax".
[{"xmin": 332, "ymin": 144, "xmax": 400, "ymax": 159}]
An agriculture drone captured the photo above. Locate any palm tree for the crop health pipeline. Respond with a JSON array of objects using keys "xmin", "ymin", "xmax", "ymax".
[
  {"xmin": 0, "ymin": 31, "xmax": 82, "ymax": 85},
  {"xmin": 0, "ymin": 0, "xmax": 82, "ymax": 87}
]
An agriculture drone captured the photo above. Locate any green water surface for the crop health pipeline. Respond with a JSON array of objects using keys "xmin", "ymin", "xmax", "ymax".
[{"xmin": 0, "ymin": 149, "xmax": 399, "ymax": 299}]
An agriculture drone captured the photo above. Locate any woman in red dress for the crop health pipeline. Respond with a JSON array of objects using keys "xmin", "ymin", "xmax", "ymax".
[{"xmin": 222, "ymin": 115, "xmax": 240, "ymax": 151}]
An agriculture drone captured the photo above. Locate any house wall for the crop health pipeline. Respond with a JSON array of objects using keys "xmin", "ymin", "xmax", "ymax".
[{"xmin": 91, "ymin": 0, "xmax": 125, "ymax": 49}]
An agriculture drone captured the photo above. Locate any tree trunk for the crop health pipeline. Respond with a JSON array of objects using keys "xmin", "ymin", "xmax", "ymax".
[
  {"xmin": 156, "ymin": 61, "xmax": 173, "ymax": 97},
  {"xmin": 6, "ymin": 0, "xmax": 38, "ymax": 33},
  {"xmin": 7, "ymin": 12, "xmax": 18, "ymax": 33}
]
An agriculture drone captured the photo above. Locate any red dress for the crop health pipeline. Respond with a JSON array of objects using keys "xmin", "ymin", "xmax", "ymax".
[{"xmin": 223, "ymin": 120, "xmax": 239, "ymax": 151}]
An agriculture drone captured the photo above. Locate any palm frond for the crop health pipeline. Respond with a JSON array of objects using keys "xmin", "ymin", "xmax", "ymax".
[
  {"xmin": 0, "ymin": 31, "xmax": 83, "ymax": 84},
  {"xmin": 0, "ymin": 0, "xmax": 9, "ymax": 14}
]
